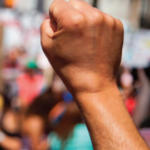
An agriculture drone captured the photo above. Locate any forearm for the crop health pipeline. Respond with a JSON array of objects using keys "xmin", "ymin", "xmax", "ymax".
[{"xmin": 74, "ymin": 84, "xmax": 149, "ymax": 150}]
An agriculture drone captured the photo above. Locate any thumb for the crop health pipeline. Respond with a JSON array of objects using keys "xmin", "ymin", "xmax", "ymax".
[{"xmin": 40, "ymin": 19, "xmax": 55, "ymax": 54}]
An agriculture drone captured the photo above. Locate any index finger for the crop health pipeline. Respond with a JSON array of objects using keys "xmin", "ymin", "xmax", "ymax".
[{"xmin": 49, "ymin": 0, "xmax": 84, "ymax": 30}]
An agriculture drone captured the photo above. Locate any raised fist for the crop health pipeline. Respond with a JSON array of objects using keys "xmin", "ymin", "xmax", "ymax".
[{"xmin": 40, "ymin": 0, "xmax": 124, "ymax": 96}]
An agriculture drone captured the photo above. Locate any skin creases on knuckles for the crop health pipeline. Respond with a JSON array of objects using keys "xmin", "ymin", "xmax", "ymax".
[
  {"xmin": 86, "ymin": 10, "xmax": 104, "ymax": 27},
  {"xmin": 63, "ymin": 13, "xmax": 86, "ymax": 31},
  {"xmin": 62, "ymin": 10, "xmax": 105, "ymax": 31}
]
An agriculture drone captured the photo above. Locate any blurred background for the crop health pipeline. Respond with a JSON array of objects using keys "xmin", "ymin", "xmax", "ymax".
[{"xmin": 0, "ymin": 0, "xmax": 150, "ymax": 149}]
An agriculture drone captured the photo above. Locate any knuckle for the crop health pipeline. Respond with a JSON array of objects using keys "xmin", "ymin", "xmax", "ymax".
[
  {"xmin": 116, "ymin": 19, "xmax": 124, "ymax": 32},
  {"xmin": 105, "ymin": 15, "xmax": 116, "ymax": 29},
  {"xmin": 91, "ymin": 10, "xmax": 103, "ymax": 26},
  {"xmin": 66, "ymin": 14, "xmax": 85, "ymax": 29}
]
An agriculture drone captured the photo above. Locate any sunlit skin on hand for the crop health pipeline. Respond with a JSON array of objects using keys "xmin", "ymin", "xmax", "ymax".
[
  {"xmin": 40, "ymin": 0, "xmax": 149, "ymax": 150},
  {"xmin": 40, "ymin": 0, "xmax": 123, "ymax": 96}
]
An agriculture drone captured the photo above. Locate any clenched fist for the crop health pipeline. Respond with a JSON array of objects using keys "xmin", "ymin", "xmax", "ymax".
[{"xmin": 40, "ymin": 0, "xmax": 124, "ymax": 96}]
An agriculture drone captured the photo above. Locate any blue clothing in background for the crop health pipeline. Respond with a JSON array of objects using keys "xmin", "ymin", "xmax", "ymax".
[
  {"xmin": 48, "ymin": 124, "xmax": 93, "ymax": 150},
  {"xmin": 63, "ymin": 92, "xmax": 73, "ymax": 103}
]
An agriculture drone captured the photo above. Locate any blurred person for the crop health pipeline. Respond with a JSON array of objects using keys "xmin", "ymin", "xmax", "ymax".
[
  {"xmin": 3, "ymin": 79, "xmax": 19, "ymax": 102},
  {"xmin": 0, "ymin": 0, "xmax": 4, "ymax": 7},
  {"xmin": 120, "ymin": 67, "xmax": 134, "ymax": 90},
  {"xmin": 3, "ymin": 49, "xmax": 20, "ymax": 69},
  {"xmin": 0, "ymin": 112, "xmax": 21, "ymax": 150},
  {"xmin": 133, "ymin": 69, "xmax": 150, "ymax": 127},
  {"xmin": 0, "ymin": 87, "xmax": 57, "ymax": 150},
  {"xmin": 21, "ymin": 88, "xmax": 58, "ymax": 150},
  {"xmin": 1, "ymin": 110, "xmax": 20, "ymax": 137},
  {"xmin": 48, "ymin": 101, "xmax": 93, "ymax": 150},
  {"xmin": 22, "ymin": 115, "xmax": 48, "ymax": 150},
  {"xmin": 17, "ymin": 48, "xmax": 29, "ymax": 71},
  {"xmin": 0, "ymin": 93, "xmax": 20, "ymax": 136},
  {"xmin": 134, "ymin": 66, "xmax": 150, "ymax": 141},
  {"xmin": 41, "ymin": 0, "xmax": 149, "ymax": 149},
  {"xmin": 17, "ymin": 60, "xmax": 44, "ymax": 108},
  {"xmin": 2, "ymin": 48, "xmax": 20, "ymax": 102},
  {"xmin": 25, "ymin": 87, "xmax": 57, "ymax": 123},
  {"xmin": 36, "ymin": 52, "xmax": 54, "ymax": 90},
  {"xmin": 0, "ymin": 130, "xmax": 21, "ymax": 150},
  {"xmin": 0, "ymin": 93, "xmax": 21, "ymax": 150},
  {"xmin": 0, "ymin": 95, "xmax": 4, "ymax": 121},
  {"xmin": 140, "ymin": 129, "xmax": 150, "ymax": 148},
  {"xmin": 118, "ymin": 67, "xmax": 137, "ymax": 116}
]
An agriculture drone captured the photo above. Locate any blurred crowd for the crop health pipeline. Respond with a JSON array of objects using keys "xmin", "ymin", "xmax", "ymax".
[
  {"xmin": 0, "ymin": 0, "xmax": 150, "ymax": 150},
  {"xmin": 0, "ymin": 46, "xmax": 149, "ymax": 150},
  {"xmin": 0, "ymin": 46, "xmax": 94, "ymax": 150}
]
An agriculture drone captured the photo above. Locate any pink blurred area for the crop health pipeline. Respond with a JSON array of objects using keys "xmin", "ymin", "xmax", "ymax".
[
  {"xmin": 17, "ymin": 73, "xmax": 43, "ymax": 105},
  {"xmin": 140, "ymin": 129, "xmax": 150, "ymax": 147}
]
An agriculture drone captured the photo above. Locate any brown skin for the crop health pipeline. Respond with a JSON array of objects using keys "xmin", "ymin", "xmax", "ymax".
[
  {"xmin": 41, "ymin": 0, "xmax": 149, "ymax": 149},
  {"xmin": 41, "ymin": 0, "xmax": 122, "ymax": 94}
]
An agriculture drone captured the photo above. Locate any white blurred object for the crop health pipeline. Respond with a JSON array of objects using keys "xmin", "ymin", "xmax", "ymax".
[
  {"xmin": 37, "ymin": 52, "xmax": 54, "ymax": 88},
  {"xmin": 3, "ymin": 24, "xmax": 23, "ymax": 50},
  {"xmin": 15, "ymin": 0, "xmax": 38, "ymax": 12},
  {"xmin": 0, "ymin": 131, "xmax": 5, "ymax": 143},
  {"xmin": 37, "ymin": 52, "xmax": 51, "ymax": 70},
  {"xmin": 121, "ymin": 72, "xmax": 133, "ymax": 88},
  {"xmin": 43, "ymin": 0, "xmax": 54, "ymax": 13},
  {"xmin": 0, "ymin": 9, "xmax": 16, "ymax": 23},
  {"xmin": 122, "ymin": 29, "xmax": 150, "ymax": 68},
  {"xmin": 83, "ymin": 0, "xmax": 93, "ymax": 5},
  {"xmin": 0, "ymin": 9, "xmax": 45, "ymax": 56},
  {"xmin": 98, "ymin": 0, "xmax": 130, "ymax": 19},
  {"xmin": 43, "ymin": 0, "xmax": 93, "ymax": 13}
]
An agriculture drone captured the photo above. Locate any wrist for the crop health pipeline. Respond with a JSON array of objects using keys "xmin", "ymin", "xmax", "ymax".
[
  {"xmin": 72, "ymin": 80, "xmax": 120, "ymax": 99},
  {"xmin": 72, "ymin": 81, "xmax": 124, "ymax": 113}
]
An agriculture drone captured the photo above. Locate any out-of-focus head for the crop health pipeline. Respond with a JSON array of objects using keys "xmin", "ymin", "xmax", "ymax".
[
  {"xmin": 120, "ymin": 68, "xmax": 133, "ymax": 88},
  {"xmin": 26, "ymin": 60, "xmax": 38, "ymax": 70},
  {"xmin": 9, "ymin": 47, "xmax": 20, "ymax": 61},
  {"xmin": 22, "ymin": 115, "xmax": 45, "ymax": 137},
  {"xmin": 49, "ymin": 101, "xmax": 82, "ymax": 140},
  {"xmin": 2, "ymin": 110, "xmax": 20, "ymax": 134},
  {"xmin": 22, "ymin": 114, "xmax": 48, "ymax": 150},
  {"xmin": 121, "ymin": 71, "xmax": 133, "ymax": 88},
  {"xmin": 25, "ymin": 60, "xmax": 38, "ymax": 76}
]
